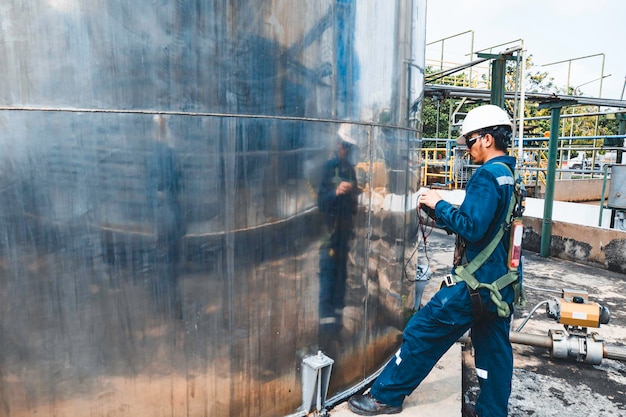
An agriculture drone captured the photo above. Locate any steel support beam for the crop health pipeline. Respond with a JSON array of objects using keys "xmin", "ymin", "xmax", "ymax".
[
  {"xmin": 538, "ymin": 99, "xmax": 576, "ymax": 257},
  {"xmin": 423, "ymin": 85, "xmax": 626, "ymax": 108}
]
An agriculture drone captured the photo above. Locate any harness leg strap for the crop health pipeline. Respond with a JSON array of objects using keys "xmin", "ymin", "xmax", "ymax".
[{"xmin": 468, "ymin": 287, "xmax": 487, "ymax": 322}]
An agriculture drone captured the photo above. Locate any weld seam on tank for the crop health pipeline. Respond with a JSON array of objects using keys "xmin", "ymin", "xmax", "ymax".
[{"xmin": 0, "ymin": 105, "xmax": 419, "ymax": 136}]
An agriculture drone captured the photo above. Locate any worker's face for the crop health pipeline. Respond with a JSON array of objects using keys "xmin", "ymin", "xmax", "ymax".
[
  {"xmin": 466, "ymin": 133, "xmax": 488, "ymax": 164},
  {"xmin": 338, "ymin": 141, "xmax": 351, "ymax": 160}
]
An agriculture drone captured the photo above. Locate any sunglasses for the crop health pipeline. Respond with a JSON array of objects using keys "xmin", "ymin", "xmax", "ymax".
[
  {"xmin": 340, "ymin": 141, "xmax": 353, "ymax": 149},
  {"xmin": 466, "ymin": 134, "xmax": 485, "ymax": 149}
]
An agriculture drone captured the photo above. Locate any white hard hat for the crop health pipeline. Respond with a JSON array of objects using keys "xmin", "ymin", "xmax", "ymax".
[
  {"xmin": 457, "ymin": 105, "xmax": 513, "ymax": 145},
  {"xmin": 337, "ymin": 123, "xmax": 358, "ymax": 146}
]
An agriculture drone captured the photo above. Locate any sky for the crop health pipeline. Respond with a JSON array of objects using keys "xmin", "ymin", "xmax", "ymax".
[{"xmin": 425, "ymin": 0, "xmax": 626, "ymax": 101}]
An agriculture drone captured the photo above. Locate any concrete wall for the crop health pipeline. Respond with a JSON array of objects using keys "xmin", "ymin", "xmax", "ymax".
[
  {"xmin": 522, "ymin": 217, "xmax": 626, "ymax": 274},
  {"xmin": 536, "ymin": 179, "xmax": 609, "ymax": 202},
  {"xmin": 437, "ymin": 188, "xmax": 625, "ymax": 273}
]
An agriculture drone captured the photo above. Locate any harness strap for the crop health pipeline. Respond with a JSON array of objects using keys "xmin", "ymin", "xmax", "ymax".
[
  {"xmin": 454, "ymin": 190, "xmax": 515, "ymax": 279},
  {"xmin": 468, "ymin": 288, "xmax": 487, "ymax": 321},
  {"xmin": 450, "ymin": 163, "xmax": 523, "ymax": 318},
  {"xmin": 453, "ymin": 267, "xmax": 518, "ymax": 318}
]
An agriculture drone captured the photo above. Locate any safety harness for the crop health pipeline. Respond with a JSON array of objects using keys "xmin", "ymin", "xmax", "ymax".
[{"xmin": 443, "ymin": 163, "xmax": 527, "ymax": 319}]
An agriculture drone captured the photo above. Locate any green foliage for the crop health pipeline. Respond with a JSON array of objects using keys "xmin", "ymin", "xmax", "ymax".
[
  {"xmin": 422, "ymin": 96, "xmax": 450, "ymax": 141},
  {"xmin": 423, "ymin": 66, "xmax": 479, "ymax": 142},
  {"xmin": 524, "ymin": 55, "xmax": 559, "ymax": 94}
]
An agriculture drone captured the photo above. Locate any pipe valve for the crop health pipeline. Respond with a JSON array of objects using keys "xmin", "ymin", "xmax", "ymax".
[{"xmin": 545, "ymin": 288, "xmax": 610, "ymax": 329}]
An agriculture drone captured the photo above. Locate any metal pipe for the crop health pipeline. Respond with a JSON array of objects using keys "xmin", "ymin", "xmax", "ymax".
[
  {"xmin": 516, "ymin": 47, "xmax": 527, "ymax": 165},
  {"xmin": 509, "ymin": 332, "xmax": 553, "ymax": 349},
  {"xmin": 424, "ymin": 57, "xmax": 490, "ymax": 83},
  {"xmin": 469, "ymin": 31, "xmax": 475, "ymax": 84},
  {"xmin": 541, "ymin": 53, "xmax": 606, "ymax": 68},
  {"xmin": 424, "ymin": 30, "xmax": 476, "ymax": 72},
  {"xmin": 604, "ymin": 345, "xmax": 626, "ymax": 362},
  {"xmin": 522, "ymin": 134, "xmax": 626, "ymax": 140},
  {"xmin": 422, "ymin": 85, "xmax": 626, "ymax": 108},
  {"xmin": 524, "ymin": 111, "xmax": 625, "ymax": 121},
  {"xmin": 474, "ymin": 40, "xmax": 523, "ymax": 55},
  {"xmin": 481, "ymin": 332, "xmax": 626, "ymax": 363}
]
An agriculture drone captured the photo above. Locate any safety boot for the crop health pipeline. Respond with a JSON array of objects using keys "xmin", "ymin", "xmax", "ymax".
[{"xmin": 348, "ymin": 393, "xmax": 402, "ymax": 415}]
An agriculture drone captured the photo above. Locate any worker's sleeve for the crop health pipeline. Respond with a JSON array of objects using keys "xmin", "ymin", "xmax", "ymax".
[
  {"xmin": 317, "ymin": 163, "xmax": 336, "ymax": 214},
  {"xmin": 433, "ymin": 169, "xmax": 500, "ymax": 243},
  {"xmin": 349, "ymin": 166, "xmax": 358, "ymax": 214}
]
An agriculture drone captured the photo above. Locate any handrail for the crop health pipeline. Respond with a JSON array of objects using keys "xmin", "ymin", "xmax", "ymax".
[
  {"xmin": 421, "ymin": 147, "xmax": 455, "ymax": 188},
  {"xmin": 420, "ymin": 137, "xmax": 624, "ymax": 191}
]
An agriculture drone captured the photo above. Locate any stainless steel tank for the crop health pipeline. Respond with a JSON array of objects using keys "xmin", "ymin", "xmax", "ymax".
[
  {"xmin": 0, "ymin": 1, "xmax": 426, "ymax": 416},
  {"xmin": 608, "ymin": 164, "xmax": 626, "ymax": 209}
]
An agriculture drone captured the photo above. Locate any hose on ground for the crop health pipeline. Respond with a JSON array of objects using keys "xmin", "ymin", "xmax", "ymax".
[{"xmin": 514, "ymin": 300, "xmax": 551, "ymax": 332}]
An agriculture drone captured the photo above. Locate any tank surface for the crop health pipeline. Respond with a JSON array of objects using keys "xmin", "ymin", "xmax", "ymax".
[
  {"xmin": 608, "ymin": 164, "xmax": 626, "ymax": 209},
  {"xmin": 0, "ymin": 1, "xmax": 426, "ymax": 416}
]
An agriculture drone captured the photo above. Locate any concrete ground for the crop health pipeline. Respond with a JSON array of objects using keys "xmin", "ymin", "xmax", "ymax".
[
  {"xmin": 326, "ymin": 228, "xmax": 626, "ymax": 417},
  {"xmin": 329, "ymin": 343, "xmax": 462, "ymax": 417}
]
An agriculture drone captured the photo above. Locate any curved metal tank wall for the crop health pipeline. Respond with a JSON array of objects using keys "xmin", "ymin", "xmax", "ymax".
[{"xmin": 0, "ymin": 1, "xmax": 426, "ymax": 416}]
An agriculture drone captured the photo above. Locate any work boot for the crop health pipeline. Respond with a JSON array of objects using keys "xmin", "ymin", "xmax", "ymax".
[{"xmin": 348, "ymin": 393, "xmax": 402, "ymax": 416}]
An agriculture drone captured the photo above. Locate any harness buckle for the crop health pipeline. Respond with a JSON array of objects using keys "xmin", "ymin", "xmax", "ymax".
[{"xmin": 443, "ymin": 274, "xmax": 457, "ymax": 287}]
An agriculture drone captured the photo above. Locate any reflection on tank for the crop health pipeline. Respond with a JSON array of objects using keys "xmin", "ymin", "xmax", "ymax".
[{"xmin": 0, "ymin": 1, "xmax": 424, "ymax": 416}]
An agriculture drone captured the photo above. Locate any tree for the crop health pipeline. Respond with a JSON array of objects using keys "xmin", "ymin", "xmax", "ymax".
[{"xmin": 422, "ymin": 66, "xmax": 473, "ymax": 143}]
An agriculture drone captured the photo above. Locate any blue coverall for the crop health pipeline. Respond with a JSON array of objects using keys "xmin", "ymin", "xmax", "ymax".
[{"xmin": 370, "ymin": 155, "xmax": 517, "ymax": 417}]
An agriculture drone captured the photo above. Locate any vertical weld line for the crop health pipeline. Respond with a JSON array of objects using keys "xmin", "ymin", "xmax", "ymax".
[{"xmin": 363, "ymin": 123, "xmax": 374, "ymax": 378}]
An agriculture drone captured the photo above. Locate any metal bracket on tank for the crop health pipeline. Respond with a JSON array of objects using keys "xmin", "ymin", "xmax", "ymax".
[{"xmin": 300, "ymin": 350, "xmax": 334, "ymax": 414}]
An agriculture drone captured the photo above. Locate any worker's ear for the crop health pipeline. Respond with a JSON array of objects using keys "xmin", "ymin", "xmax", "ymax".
[{"xmin": 483, "ymin": 133, "xmax": 494, "ymax": 148}]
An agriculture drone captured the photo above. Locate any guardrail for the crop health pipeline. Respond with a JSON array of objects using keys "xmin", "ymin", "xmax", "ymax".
[{"xmin": 420, "ymin": 137, "xmax": 624, "ymax": 191}]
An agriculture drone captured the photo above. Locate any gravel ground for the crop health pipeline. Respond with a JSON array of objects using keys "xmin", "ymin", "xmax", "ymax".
[
  {"xmin": 329, "ymin": 226, "xmax": 626, "ymax": 417},
  {"xmin": 448, "ymin": 235, "xmax": 626, "ymax": 417}
]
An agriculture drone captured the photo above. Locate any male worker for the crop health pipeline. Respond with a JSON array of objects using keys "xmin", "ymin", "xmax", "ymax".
[
  {"xmin": 348, "ymin": 105, "xmax": 520, "ymax": 417},
  {"xmin": 317, "ymin": 123, "xmax": 358, "ymax": 348}
]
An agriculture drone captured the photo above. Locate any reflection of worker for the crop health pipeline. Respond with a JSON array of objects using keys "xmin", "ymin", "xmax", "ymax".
[
  {"xmin": 148, "ymin": 115, "xmax": 183, "ymax": 319},
  {"xmin": 349, "ymin": 105, "xmax": 520, "ymax": 417},
  {"xmin": 317, "ymin": 124, "xmax": 358, "ymax": 342}
]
